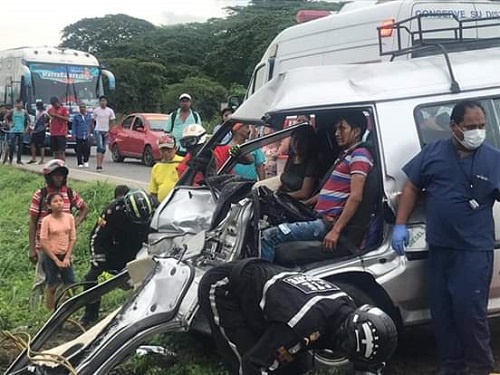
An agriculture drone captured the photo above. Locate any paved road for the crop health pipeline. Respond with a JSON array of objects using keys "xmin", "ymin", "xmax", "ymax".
[{"xmin": 15, "ymin": 150, "xmax": 152, "ymax": 190}]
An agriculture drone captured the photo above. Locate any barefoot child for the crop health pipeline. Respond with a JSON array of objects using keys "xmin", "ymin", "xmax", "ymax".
[{"xmin": 39, "ymin": 192, "xmax": 77, "ymax": 310}]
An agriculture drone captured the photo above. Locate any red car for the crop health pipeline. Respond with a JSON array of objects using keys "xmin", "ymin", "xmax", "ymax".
[{"xmin": 109, "ymin": 113, "xmax": 169, "ymax": 167}]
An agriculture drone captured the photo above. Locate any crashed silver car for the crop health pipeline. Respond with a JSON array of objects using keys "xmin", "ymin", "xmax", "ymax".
[{"xmin": 7, "ymin": 37, "xmax": 500, "ymax": 374}]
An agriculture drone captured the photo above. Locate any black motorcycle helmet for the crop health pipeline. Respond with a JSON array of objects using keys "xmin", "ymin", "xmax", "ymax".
[
  {"xmin": 334, "ymin": 304, "xmax": 398, "ymax": 366},
  {"xmin": 42, "ymin": 159, "xmax": 69, "ymax": 187},
  {"xmin": 123, "ymin": 190, "xmax": 154, "ymax": 224}
]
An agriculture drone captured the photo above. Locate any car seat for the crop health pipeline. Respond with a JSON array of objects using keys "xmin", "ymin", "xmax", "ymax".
[{"xmin": 274, "ymin": 132, "xmax": 383, "ymax": 267}]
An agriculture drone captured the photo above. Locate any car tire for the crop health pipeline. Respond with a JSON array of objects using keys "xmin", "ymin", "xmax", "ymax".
[
  {"xmin": 311, "ymin": 282, "xmax": 377, "ymax": 371},
  {"xmin": 142, "ymin": 145, "xmax": 154, "ymax": 167},
  {"xmin": 111, "ymin": 143, "xmax": 125, "ymax": 162}
]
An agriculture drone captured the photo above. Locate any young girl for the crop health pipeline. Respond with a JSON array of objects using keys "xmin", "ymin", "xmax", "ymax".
[{"xmin": 39, "ymin": 192, "xmax": 77, "ymax": 309}]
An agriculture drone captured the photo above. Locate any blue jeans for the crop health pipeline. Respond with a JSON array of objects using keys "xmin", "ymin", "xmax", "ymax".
[
  {"xmin": 95, "ymin": 131, "xmax": 107, "ymax": 154},
  {"xmin": 9, "ymin": 132, "xmax": 23, "ymax": 163},
  {"xmin": 261, "ymin": 219, "xmax": 328, "ymax": 261}
]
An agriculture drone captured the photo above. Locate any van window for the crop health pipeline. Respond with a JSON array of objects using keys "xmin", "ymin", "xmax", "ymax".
[
  {"xmin": 414, "ymin": 98, "xmax": 500, "ymax": 148},
  {"xmin": 253, "ymin": 63, "xmax": 267, "ymax": 95}
]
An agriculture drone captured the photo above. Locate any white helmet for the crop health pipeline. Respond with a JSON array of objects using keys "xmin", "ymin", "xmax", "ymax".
[{"xmin": 180, "ymin": 123, "xmax": 207, "ymax": 149}]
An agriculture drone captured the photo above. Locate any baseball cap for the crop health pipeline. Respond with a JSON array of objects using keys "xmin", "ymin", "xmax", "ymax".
[
  {"xmin": 179, "ymin": 93, "xmax": 192, "ymax": 101},
  {"xmin": 157, "ymin": 134, "xmax": 176, "ymax": 149}
]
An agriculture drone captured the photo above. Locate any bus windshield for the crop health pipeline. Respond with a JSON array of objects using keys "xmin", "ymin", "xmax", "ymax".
[{"xmin": 29, "ymin": 63, "xmax": 100, "ymax": 107}]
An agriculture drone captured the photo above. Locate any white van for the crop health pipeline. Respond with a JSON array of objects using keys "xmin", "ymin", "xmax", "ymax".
[
  {"xmin": 246, "ymin": 0, "xmax": 500, "ymax": 98},
  {"xmin": 232, "ymin": 44, "xmax": 500, "ymax": 330}
]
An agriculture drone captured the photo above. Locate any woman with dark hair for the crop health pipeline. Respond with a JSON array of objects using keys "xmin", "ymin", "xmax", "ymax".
[{"xmin": 279, "ymin": 126, "xmax": 319, "ymax": 200}]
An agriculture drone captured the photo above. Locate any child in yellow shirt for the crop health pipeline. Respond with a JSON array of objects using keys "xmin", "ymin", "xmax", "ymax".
[
  {"xmin": 39, "ymin": 192, "xmax": 76, "ymax": 309},
  {"xmin": 149, "ymin": 134, "xmax": 183, "ymax": 203}
]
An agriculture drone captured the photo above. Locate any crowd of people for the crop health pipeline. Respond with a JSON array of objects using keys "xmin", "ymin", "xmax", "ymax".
[
  {"xmin": 2, "ymin": 90, "xmax": 497, "ymax": 374},
  {"xmin": 0, "ymin": 95, "xmax": 115, "ymax": 169}
]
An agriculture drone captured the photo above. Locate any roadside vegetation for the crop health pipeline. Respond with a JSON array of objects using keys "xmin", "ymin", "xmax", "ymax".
[
  {"xmin": 58, "ymin": 1, "xmax": 344, "ymax": 128},
  {"xmin": 0, "ymin": 166, "xmax": 227, "ymax": 374}
]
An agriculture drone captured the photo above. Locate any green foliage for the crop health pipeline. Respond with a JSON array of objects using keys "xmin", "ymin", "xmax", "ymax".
[
  {"xmin": 163, "ymin": 76, "xmax": 228, "ymax": 126},
  {"xmin": 0, "ymin": 166, "xmax": 114, "ymax": 330},
  {"xmin": 60, "ymin": 14, "xmax": 156, "ymax": 54},
  {"xmin": 105, "ymin": 59, "xmax": 169, "ymax": 113},
  {"xmin": 101, "ymin": 23, "xmax": 214, "ymax": 73},
  {"xmin": 59, "ymin": 2, "xmax": 344, "ymax": 130}
]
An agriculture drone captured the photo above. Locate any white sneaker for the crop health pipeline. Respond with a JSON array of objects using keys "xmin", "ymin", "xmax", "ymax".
[
  {"xmin": 78, "ymin": 164, "xmax": 84, "ymax": 168},
  {"xmin": 84, "ymin": 162, "xmax": 89, "ymax": 168}
]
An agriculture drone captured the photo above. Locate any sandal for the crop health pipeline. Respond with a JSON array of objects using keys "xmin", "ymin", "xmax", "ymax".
[{"xmin": 27, "ymin": 160, "xmax": 37, "ymax": 164}]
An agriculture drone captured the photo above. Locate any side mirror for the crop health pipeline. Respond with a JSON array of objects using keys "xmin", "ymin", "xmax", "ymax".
[
  {"xmin": 102, "ymin": 69, "xmax": 116, "ymax": 91},
  {"xmin": 21, "ymin": 66, "xmax": 32, "ymax": 88},
  {"xmin": 136, "ymin": 127, "xmax": 145, "ymax": 132},
  {"xmin": 227, "ymin": 95, "xmax": 243, "ymax": 110}
]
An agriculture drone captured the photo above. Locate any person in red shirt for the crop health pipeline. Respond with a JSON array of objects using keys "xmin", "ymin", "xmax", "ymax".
[
  {"xmin": 47, "ymin": 96, "xmax": 70, "ymax": 161},
  {"xmin": 177, "ymin": 124, "xmax": 233, "ymax": 185}
]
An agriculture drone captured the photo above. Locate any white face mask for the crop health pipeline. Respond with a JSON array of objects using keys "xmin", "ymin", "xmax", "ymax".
[{"xmin": 455, "ymin": 128, "xmax": 486, "ymax": 150}]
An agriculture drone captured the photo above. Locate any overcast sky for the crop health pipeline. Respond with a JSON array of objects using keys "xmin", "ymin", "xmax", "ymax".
[{"xmin": 0, "ymin": 0, "xmax": 251, "ymax": 51}]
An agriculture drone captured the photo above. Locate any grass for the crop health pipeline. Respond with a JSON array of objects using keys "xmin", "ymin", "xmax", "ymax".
[
  {"xmin": 0, "ymin": 166, "xmax": 341, "ymax": 374},
  {"xmin": 0, "ymin": 166, "xmax": 232, "ymax": 374},
  {"xmin": 0, "ymin": 165, "xmax": 116, "ymax": 330}
]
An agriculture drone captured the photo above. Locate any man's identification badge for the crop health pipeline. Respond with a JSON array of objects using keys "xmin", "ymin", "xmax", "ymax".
[{"xmin": 282, "ymin": 274, "xmax": 337, "ymax": 294}]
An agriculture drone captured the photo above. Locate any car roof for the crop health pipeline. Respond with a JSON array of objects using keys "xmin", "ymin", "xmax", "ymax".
[{"xmin": 233, "ymin": 46, "xmax": 500, "ymax": 121}]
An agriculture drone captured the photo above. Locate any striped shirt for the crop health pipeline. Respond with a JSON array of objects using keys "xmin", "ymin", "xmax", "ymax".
[
  {"xmin": 29, "ymin": 186, "xmax": 86, "ymax": 250},
  {"xmin": 315, "ymin": 147, "xmax": 373, "ymax": 217}
]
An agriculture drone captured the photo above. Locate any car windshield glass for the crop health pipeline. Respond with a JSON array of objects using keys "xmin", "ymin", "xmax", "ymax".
[
  {"xmin": 29, "ymin": 63, "xmax": 100, "ymax": 107},
  {"xmin": 148, "ymin": 118, "xmax": 167, "ymax": 131}
]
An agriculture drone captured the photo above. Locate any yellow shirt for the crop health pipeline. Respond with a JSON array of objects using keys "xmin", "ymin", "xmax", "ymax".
[{"xmin": 149, "ymin": 155, "xmax": 183, "ymax": 202}]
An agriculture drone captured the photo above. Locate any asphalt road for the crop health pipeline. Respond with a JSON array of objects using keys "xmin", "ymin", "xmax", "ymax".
[{"xmin": 16, "ymin": 150, "xmax": 152, "ymax": 190}]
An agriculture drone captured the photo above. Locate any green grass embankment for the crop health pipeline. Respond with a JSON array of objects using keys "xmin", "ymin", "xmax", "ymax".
[{"xmin": 0, "ymin": 165, "xmax": 226, "ymax": 374}]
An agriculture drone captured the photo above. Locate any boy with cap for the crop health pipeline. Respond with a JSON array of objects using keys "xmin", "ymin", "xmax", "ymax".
[{"xmin": 149, "ymin": 134, "xmax": 183, "ymax": 203}]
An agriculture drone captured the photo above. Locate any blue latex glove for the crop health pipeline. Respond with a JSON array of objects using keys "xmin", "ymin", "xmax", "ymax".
[{"xmin": 391, "ymin": 224, "xmax": 409, "ymax": 256}]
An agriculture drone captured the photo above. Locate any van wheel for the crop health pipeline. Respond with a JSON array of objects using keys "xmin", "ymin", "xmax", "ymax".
[
  {"xmin": 142, "ymin": 145, "xmax": 154, "ymax": 167},
  {"xmin": 112, "ymin": 144, "xmax": 125, "ymax": 162},
  {"xmin": 311, "ymin": 282, "xmax": 377, "ymax": 371}
]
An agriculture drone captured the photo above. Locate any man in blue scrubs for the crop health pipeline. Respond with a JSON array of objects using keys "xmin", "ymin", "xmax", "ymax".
[{"xmin": 392, "ymin": 100, "xmax": 500, "ymax": 375}]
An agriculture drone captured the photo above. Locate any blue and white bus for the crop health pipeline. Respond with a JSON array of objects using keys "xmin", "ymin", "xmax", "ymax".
[{"xmin": 0, "ymin": 46, "xmax": 115, "ymax": 148}]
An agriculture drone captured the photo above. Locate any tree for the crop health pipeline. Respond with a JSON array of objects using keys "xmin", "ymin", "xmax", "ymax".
[
  {"xmin": 60, "ymin": 14, "xmax": 156, "ymax": 54},
  {"xmin": 135, "ymin": 62, "xmax": 168, "ymax": 112},
  {"xmin": 104, "ymin": 58, "xmax": 141, "ymax": 113},
  {"xmin": 163, "ymin": 76, "xmax": 228, "ymax": 129},
  {"xmin": 100, "ymin": 23, "xmax": 212, "ymax": 83},
  {"xmin": 204, "ymin": 1, "xmax": 343, "ymax": 86},
  {"xmin": 103, "ymin": 59, "xmax": 169, "ymax": 113}
]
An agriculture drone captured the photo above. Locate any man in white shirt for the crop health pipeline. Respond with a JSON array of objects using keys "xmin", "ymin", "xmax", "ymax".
[{"xmin": 91, "ymin": 96, "xmax": 115, "ymax": 171}]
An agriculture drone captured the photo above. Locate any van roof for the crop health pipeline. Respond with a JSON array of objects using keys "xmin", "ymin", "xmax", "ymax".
[{"xmin": 234, "ymin": 46, "xmax": 500, "ymax": 120}]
